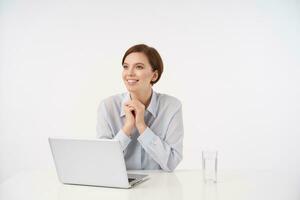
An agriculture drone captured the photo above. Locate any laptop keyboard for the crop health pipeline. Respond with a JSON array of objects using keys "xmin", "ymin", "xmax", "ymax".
[
  {"xmin": 127, "ymin": 174, "xmax": 148, "ymax": 184},
  {"xmin": 128, "ymin": 178, "xmax": 135, "ymax": 182}
]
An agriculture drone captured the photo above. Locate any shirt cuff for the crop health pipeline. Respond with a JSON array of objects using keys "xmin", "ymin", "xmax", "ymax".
[
  {"xmin": 114, "ymin": 129, "xmax": 131, "ymax": 151},
  {"xmin": 137, "ymin": 127, "xmax": 159, "ymax": 147}
]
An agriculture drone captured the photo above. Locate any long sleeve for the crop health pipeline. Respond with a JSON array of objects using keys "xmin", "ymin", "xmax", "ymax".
[
  {"xmin": 96, "ymin": 101, "xmax": 131, "ymax": 151},
  {"xmin": 137, "ymin": 105, "xmax": 184, "ymax": 172}
]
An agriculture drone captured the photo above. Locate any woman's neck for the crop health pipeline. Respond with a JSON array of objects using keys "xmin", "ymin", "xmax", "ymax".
[{"xmin": 130, "ymin": 89, "xmax": 153, "ymax": 108}]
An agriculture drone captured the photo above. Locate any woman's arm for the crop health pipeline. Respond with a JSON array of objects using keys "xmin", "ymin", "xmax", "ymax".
[
  {"xmin": 96, "ymin": 101, "xmax": 131, "ymax": 151},
  {"xmin": 137, "ymin": 105, "xmax": 184, "ymax": 172}
]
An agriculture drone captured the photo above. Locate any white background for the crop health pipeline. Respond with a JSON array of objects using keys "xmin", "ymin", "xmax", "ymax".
[{"xmin": 1, "ymin": 0, "xmax": 300, "ymax": 183}]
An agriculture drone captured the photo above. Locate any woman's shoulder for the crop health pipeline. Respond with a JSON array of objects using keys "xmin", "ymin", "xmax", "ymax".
[
  {"xmin": 98, "ymin": 93, "xmax": 126, "ymax": 109},
  {"xmin": 156, "ymin": 92, "xmax": 182, "ymax": 108}
]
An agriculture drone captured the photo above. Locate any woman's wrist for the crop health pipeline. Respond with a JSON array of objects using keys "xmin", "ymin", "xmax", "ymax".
[
  {"xmin": 136, "ymin": 123, "xmax": 147, "ymax": 134},
  {"xmin": 122, "ymin": 124, "xmax": 133, "ymax": 137}
]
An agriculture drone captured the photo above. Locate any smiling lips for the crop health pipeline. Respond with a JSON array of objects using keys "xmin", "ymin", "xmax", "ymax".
[{"xmin": 127, "ymin": 79, "xmax": 139, "ymax": 85}]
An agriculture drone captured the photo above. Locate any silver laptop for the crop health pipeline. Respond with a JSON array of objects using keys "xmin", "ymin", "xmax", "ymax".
[{"xmin": 49, "ymin": 137, "xmax": 148, "ymax": 188}]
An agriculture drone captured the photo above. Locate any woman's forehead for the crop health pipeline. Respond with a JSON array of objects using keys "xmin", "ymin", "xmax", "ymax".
[{"xmin": 124, "ymin": 52, "xmax": 149, "ymax": 64}]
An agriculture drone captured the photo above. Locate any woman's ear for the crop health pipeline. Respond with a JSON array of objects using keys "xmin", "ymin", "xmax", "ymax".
[{"xmin": 151, "ymin": 70, "xmax": 158, "ymax": 82}]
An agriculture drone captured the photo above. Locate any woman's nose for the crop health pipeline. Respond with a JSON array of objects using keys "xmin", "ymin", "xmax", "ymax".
[{"xmin": 127, "ymin": 68, "xmax": 135, "ymax": 76}]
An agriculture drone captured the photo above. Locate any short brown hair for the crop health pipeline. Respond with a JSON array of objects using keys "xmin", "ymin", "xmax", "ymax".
[{"xmin": 122, "ymin": 44, "xmax": 163, "ymax": 85}]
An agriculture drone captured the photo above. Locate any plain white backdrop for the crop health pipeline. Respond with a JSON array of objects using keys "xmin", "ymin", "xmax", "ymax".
[{"xmin": 1, "ymin": 0, "xmax": 300, "ymax": 183}]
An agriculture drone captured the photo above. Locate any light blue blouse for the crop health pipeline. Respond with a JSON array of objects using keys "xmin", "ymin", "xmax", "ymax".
[{"xmin": 96, "ymin": 90, "xmax": 184, "ymax": 172}]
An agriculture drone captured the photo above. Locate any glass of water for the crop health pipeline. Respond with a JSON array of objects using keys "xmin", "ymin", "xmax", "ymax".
[{"xmin": 202, "ymin": 150, "xmax": 218, "ymax": 183}]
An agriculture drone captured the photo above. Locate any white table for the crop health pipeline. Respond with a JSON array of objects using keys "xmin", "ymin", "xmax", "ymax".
[{"xmin": 0, "ymin": 169, "xmax": 299, "ymax": 200}]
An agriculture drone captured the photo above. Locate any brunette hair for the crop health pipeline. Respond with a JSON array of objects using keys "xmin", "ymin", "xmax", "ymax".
[{"xmin": 122, "ymin": 44, "xmax": 163, "ymax": 85}]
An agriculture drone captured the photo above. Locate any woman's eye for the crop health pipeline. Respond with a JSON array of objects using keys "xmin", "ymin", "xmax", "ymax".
[
  {"xmin": 136, "ymin": 65, "xmax": 143, "ymax": 69},
  {"xmin": 122, "ymin": 65, "xmax": 128, "ymax": 69}
]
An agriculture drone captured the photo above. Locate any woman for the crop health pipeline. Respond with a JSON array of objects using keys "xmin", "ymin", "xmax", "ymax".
[{"xmin": 97, "ymin": 44, "xmax": 184, "ymax": 172}]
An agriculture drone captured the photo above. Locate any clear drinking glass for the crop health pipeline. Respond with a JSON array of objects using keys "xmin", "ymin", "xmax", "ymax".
[{"xmin": 202, "ymin": 150, "xmax": 218, "ymax": 183}]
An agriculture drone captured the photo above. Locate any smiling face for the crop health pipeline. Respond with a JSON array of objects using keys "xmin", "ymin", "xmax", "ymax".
[{"xmin": 122, "ymin": 52, "xmax": 158, "ymax": 93}]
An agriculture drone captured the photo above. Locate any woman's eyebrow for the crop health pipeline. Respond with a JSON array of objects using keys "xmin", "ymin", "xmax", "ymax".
[
  {"xmin": 134, "ymin": 62, "xmax": 145, "ymax": 66},
  {"xmin": 122, "ymin": 62, "xmax": 145, "ymax": 66}
]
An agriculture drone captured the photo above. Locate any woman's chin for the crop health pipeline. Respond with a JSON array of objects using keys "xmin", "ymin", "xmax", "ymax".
[
  {"xmin": 126, "ymin": 86, "xmax": 138, "ymax": 92},
  {"xmin": 125, "ymin": 85, "xmax": 152, "ymax": 93}
]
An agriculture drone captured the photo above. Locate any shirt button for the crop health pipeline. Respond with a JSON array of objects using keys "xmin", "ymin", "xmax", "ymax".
[{"xmin": 152, "ymin": 139, "xmax": 158, "ymax": 145}]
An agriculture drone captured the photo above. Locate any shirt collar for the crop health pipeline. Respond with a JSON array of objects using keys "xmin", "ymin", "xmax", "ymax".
[{"xmin": 120, "ymin": 90, "xmax": 158, "ymax": 118}]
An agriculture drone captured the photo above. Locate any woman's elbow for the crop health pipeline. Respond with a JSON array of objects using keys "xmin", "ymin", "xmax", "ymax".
[{"xmin": 164, "ymin": 156, "xmax": 183, "ymax": 172}]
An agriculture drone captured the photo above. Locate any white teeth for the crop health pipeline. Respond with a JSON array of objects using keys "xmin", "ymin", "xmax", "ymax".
[{"xmin": 127, "ymin": 80, "xmax": 138, "ymax": 83}]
